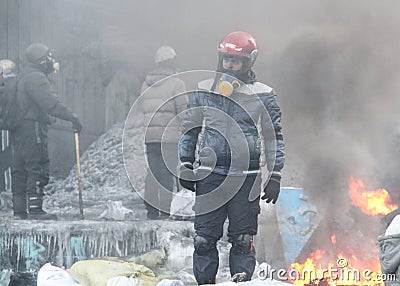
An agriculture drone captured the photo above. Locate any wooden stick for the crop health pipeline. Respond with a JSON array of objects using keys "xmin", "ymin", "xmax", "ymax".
[{"xmin": 75, "ymin": 132, "xmax": 84, "ymax": 220}]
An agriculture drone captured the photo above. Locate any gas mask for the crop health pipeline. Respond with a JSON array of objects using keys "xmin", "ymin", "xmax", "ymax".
[
  {"xmin": 39, "ymin": 52, "xmax": 60, "ymax": 74},
  {"xmin": 217, "ymin": 73, "xmax": 241, "ymax": 96}
]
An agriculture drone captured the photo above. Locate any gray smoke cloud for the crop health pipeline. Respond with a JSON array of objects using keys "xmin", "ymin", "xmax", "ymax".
[
  {"xmin": 268, "ymin": 1, "xmax": 400, "ymax": 208},
  {"xmin": 91, "ymin": 0, "xmax": 400, "ymax": 206},
  {"xmin": 23, "ymin": 0, "xmax": 400, "ymax": 206}
]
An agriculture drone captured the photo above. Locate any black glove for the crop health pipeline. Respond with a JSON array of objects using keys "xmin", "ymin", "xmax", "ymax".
[
  {"xmin": 71, "ymin": 116, "xmax": 82, "ymax": 133},
  {"xmin": 261, "ymin": 174, "xmax": 281, "ymax": 204},
  {"xmin": 179, "ymin": 163, "xmax": 196, "ymax": 192}
]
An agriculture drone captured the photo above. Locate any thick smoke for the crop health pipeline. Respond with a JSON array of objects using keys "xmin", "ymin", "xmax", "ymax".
[
  {"xmin": 266, "ymin": 2, "xmax": 400, "ymax": 209},
  {"xmin": 70, "ymin": 0, "xmax": 400, "ymax": 208},
  {"xmin": 16, "ymin": 0, "xmax": 400, "ymax": 207}
]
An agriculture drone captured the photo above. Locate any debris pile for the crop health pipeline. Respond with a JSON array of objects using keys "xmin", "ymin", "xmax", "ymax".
[{"xmin": 44, "ymin": 122, "xmax": 147, "ymax": 220}]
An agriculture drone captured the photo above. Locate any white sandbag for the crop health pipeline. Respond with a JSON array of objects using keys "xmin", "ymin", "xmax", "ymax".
[
  {"xmin": 67, "ymin": 259, "xmax": 158, "ymax": 286},
  {"xmin": 37, "ymin": 263, "xmax": 80, "ymax": 286}
]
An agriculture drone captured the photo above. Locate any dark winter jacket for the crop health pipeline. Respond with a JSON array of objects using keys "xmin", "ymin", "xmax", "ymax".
[
  {"xmin": 0, "ymin": 77, "xmax": 6, "ymax": 109},
  {"xmin": 139, "ymin": 66, "xmax": 187, "ymax": 143},
  {"xmin": 378, "ymin": 216, "xmax": 400, "ymax": 286},
  {"xmin": 17, "ymin": 64, "xmax": 77, "ymax": 124},
  {"xmin": 179, "ymin": 78, "xmax": 285, "ymax": 175}
]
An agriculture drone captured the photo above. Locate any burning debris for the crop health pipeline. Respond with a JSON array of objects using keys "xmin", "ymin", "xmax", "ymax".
[
  {"xmin": 288, "ymin": 177, "xmax": 399, "ymax": 286},
  {"xmin": 349, "ymin": 176, "xmax": 398, "ymax": 216}
]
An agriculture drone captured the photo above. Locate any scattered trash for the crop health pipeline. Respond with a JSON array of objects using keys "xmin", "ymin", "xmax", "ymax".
[
  {"xmin": 169, "ymin": 189, "xmax": 195, "ymax": 220},
  {"xmin": 99, "ymin": 201, "xmax": 134, "ymax": 220},
  {"xmin": 231, "ymin": 272, "xmax": 246, "ymax": 283}
]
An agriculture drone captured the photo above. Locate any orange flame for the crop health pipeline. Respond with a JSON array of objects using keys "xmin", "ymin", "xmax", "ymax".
[
  {"xmin": 290, "ymin": 250, "xmax": 383, "ymax": 286},
  {"xmin": 291, "ymin": 250, "xmax": 326, "ymax": 285},
  {"xmin": 349, "ymin": 176, "xmax": 398, "ymax": 215}
]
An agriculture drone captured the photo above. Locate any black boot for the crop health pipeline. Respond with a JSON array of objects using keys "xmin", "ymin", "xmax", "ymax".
[
  {"xmin": 12, "ymin": 189, "xmax": 28, "ymax": 219},
  {"xmin": 146, "ymin": 204, "xmax": 160, "ymax": 220},
  {"xmin": 159, "ymin": 211, "xmax": 170, "ymax": 220},
  {"xmin": 146, "ymin": 211, "xmax": 159, "ymax": 220},
  {"xmin": 14, "ymin": 212, "xmax": 28, "ymax": 220}
]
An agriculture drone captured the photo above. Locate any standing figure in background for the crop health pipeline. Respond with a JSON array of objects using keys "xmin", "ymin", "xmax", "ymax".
[
  {"xmin": 0, "ymin": 59, "xmax": 17, "ymax": 195},
  {"xmin": 140, "ymin": 46, "xmax": 187, "ymax": 219},
  {"xmin": 178, "ymin": 31, "xmax": 285, "ymax": 284},
  {"xmin": 11, "ymin": 43, "xmax": 82, "ymax": 219}
]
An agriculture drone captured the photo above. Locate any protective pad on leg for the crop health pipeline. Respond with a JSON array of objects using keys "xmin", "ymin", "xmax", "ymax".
[
  {"xmin": 194, "ymin": 235, "xmax": 217, "ymax": 255},
  {"xmin": 193, "ymin": 235, "xmax": 219, "ymax": 285},
  {"xmin": 229, "ymin": 234, "xmax": 256, "ymax": 281},
  {"xmin": 230, "ymin": 234, "xmax": 253, "ymax": 255}
]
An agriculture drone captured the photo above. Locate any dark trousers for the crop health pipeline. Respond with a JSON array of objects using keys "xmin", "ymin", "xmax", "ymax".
[
  {"xmin": 144, "ymin": 143, "xmax": 177, "ymax": 217},
  {"xmin": 193, "ymin": 172, "xmax": 261, "ymax": 284},
  {"xmin": 11, "ymin": 121, "xmax": 49, "ymax": 215}
]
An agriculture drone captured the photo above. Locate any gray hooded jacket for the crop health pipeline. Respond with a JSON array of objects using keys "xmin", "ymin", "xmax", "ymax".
[
  {"xmin": 139, "ymin": 66, "xmax": 187, "ymax": 143},
  {"xmin": 378, "ymin": 214, "xmax": 400, "ymax": 286}
]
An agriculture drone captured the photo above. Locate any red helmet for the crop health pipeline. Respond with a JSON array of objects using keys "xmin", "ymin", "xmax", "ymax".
[{"xmin": 217, "ymin": 31, "xmax": 258, "ymax": 66}]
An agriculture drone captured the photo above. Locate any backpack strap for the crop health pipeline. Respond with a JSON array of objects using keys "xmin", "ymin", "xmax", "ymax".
[{"xmin": 15, "ymin": 70, "xmax": 43, "ymax": 119}]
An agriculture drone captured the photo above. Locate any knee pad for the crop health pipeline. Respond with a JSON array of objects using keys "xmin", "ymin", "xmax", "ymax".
[
  {"xmin": 230, "ymin": 234, "xmax": 253, "ymax": 255},
  {"xmin": 194, "ymin": 235, "xmax": 217, "ymax": 255}
]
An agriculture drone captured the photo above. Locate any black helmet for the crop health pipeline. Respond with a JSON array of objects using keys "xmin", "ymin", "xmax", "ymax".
[
  {"xmin": 25, "ymin": 43, "xmax": 50, "ymax": 64},
  {"xmin": 24, "ymin": 43, "xmax": 60, "ymax": 74}
]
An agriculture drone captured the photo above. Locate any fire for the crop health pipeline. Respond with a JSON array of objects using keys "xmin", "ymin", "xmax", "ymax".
[
  {"xmin": 349, "ymin": 176, "xmax": 398, "ymax": 215},
  {"xmin": 290, "ymin": 250, "xmax": 383, "ymax": 286},
  {"xmin": 291, "ymin": 250, "xmax": 327, "ymax": 285},
  {"xmin": 289, "ymin": 176, "xmax": 393, "ymax": 285}
]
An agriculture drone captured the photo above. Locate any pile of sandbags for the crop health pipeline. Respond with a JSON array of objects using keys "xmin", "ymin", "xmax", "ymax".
[{"xmin": 37, "ymin": 248, "xmax": 185, "ymax": 286}]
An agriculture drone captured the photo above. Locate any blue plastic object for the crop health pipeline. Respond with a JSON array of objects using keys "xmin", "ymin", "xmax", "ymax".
[{"xmin": 276, "ymin": 187, "xmax": 320, "ymax": 265}]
